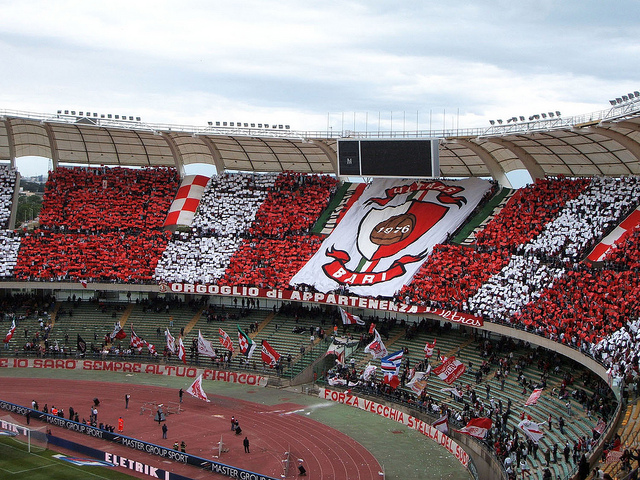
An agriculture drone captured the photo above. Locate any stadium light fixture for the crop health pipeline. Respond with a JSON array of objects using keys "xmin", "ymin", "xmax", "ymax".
[
  {"xmin": 489, "ymin": 120, "xmax": 495, "ymax": 125},
  {"xmin": 548, "ymin": 112, "xmax": 554, "ymax": 117},
  {"xmin": 496, "ymin": 119, "xmax": 503, "ymax": 124},
  {"xmin": 609, "ymin": 100, "xmax": 617, "ymax": 105},
  {"xmin": 519, "ymin": 116, "xmax": 525, "ymax": 121},
  {"xmin": 616, "ymin": 98, "xmax": 623, "ymax": 104},
  {"xmin": 628, "ymin": 93, "xmax": 635, "ymax": 99},
  {"xmin": 207, "ymin": 121, "xmax": 213, "ymax": 126},
  {"xmin": 622, "ymin": 95, "xmax": 629, "ymax": 102},
  {"xmin": 634, "ymin": 91, "xmax": 639, "ymax": 97},
  {"xmin": 556, "ymin": 111, "xmax": 561, "ymax": 116}
]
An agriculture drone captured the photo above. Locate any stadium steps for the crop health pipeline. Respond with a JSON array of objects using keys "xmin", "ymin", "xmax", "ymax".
[{"xmin": 181, "ymin": 307, "xmax": 205, "ymax": 336}]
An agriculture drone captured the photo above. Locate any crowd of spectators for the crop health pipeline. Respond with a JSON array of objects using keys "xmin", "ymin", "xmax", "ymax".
[
  {"xmin": 475, "ymin": 177, "xmax": 589, "ymax": 251},
  {"xmin": 523, "ymin": 176, "xmax": 640, "ymax": 262},
  {"xmin": 155, "ymin": 172, "xmax": 337, "ymax": 287},
  {"xmin": 0, "ymin": 165, "xmax": 20, "ymax": 277},
  {"xmin": 397, "ymin": 244, "xmax": 510, "ymax": 311},
  {"xmin": 467, "ymin": 254, "xmax": 566, "ymax": 321},
  {"xmin": 13, "ymin": 166, "xmax": 178, "ymax": 283},
  {"xmin": 155, "ymin": 173, "xmax": 276, "ymax": 284}
]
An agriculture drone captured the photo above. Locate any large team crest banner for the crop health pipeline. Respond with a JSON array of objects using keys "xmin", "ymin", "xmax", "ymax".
[{"xmin": 290, "ymin": 177, "xmax": 491, "ymax": 297}]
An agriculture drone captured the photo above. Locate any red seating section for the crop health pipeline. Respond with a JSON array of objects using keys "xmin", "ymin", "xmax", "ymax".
[{"xmin": 14, "ymin": 167, "xmax": 178, "ymax": 283}]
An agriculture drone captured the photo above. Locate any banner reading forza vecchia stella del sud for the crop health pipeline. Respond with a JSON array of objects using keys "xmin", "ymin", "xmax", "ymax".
[{"xmin": 291, "ymin": 177, "xmax": 491, "ymax": 297}]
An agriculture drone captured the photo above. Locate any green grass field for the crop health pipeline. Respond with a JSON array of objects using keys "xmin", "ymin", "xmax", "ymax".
[{"xmin": 0, "ymin": 436, "xmax": 135, "ymax": 480}]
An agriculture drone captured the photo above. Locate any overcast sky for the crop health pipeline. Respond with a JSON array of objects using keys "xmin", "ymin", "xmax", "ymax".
[{"xmin": 2, "ymin": 0, "xmax": 638, "ymax": 181}]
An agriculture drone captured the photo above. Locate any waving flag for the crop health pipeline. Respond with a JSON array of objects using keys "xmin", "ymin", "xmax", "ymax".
[
  {"xmin": 3, "ymin": 319, "xmax": 16, "ymax": 343},
  {"xmin": 525, "ymin": 388, "xmax": 543, "ymax": 406},
  {"xmin": 109, "ymin": 322, "xmax": 127, "ymax": 341},
  {"xmin": 441, "ymin": 387, "xmax": 463, "ymax": 400},
  {"xmin": 433, "ymin": 356, "xmax": 466, "ymax": 384},
  {"xmin": 518, "ymin": 419, "xmax": 544, "ymax": 444},
  {"xmin": 165, "ymin": 328, "xmax": 176, "ymax": 354},
  {"xmin": 433, "ymin": 413, "xmax": 449, "ymax": 434},
  {"xmin": 261, "ymin": 340, "xmax": 281, "ymax": 367},
  {"xmin": 146, "ymin": 341, "xmax": 157, "ymax": 356},
  {"xmin": 424, "ymin": 339, "xmax": 436, "ymax": 358},
  {"xmin": 381, "ymin": 349, "xmax": 404, "ymax": 388},
  {"xmin": 77, "ymin": 334, "xmax": 87, "ymax": 354},
  {"xmin": 218, "ymin": 328, "xmax": 234, "ymax": 352},
  {"xmin": 197, "ymin": 330, "xmax": 217, "ymax": 358},
  {"xmin": 130, "ymin": 327, "xmax": 145, "ymax": 352},
  {"xmin": 177, "ymin": 337, "xmax": 187, "ymax": 364},
  {"xmin": 237, "ymin": 325, "xmax": 256, "ymax": 358},
  {"xmin": 361, "ymin": 364, "xmax": 377, "ymax": 381},
  {"xmin": 186, "ymin": 374, "xmax": 210, "ymax": 402},
  {"xmin": 456, "ymin": 417, "xmax": 492, "ymax": 439},
  {"xmin": 406, "ymin": 370, "xmax": 430, "ymax": 394},
  {"xmin": 364, "ymin": 329, "xmax": 388, "ymax": 359},
  {"xmin": 340, "ymin": 308, "xmax": 365, "ymax": 326}
]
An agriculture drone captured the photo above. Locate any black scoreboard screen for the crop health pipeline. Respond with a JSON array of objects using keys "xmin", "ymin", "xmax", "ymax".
[{"xmin": 337, "ymin": 139, "xmax": 439, "ymax": 178}]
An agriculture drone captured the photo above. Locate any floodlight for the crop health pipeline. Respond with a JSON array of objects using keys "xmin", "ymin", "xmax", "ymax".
[
  {"xmin": 79, "ymin": 111, "xmax": 83, "ymax": 116},
  {"xmin": 496, "ymin": 119, "xmax": 503, "ymax": 124},
  {"xmin": 628, "ymin": 93, "xmax": 635, "ymax": 99},
  {"xmin": 556, "ymin": 111, "xmax": 561, "ymax": 116},
  {"xmin": 489, "ymin": 120, "xmax": 495, "ymax": 125},
  {"xmin": 519, "ymin": 116, "xmax": 525, "ymax": 121},
  {"xmin": 71, "ymin": 111, "xmax": 76, "ymax": 115},
  {"xmin": 634, "ymin": 91, "xmax": 639, "ymax": 97},
  {"xmin": 548, "ymin": 112, "xmax": 554, "ymax": 117},
  {"xmin": 107, "ymin": 114, "xmax": 112, "ymax": 119},
  {"xmin": 101, "ymin": 114, "xmax": 105, "ymax": 118},
  {"xmin": 258, "ymin": 124, "xmax": 263, "ymax": 128},
  {"xmin": 136, "ymin": 117, "xmax": 141, "ymax": 122},
  {"xmin": 251, "ymin": 123, "xmax": 255, "ymax": 127},
  {"xmin": 223, "ymin": 122, "xmax": 227, "ymax": 126},
  {"xmin": 616, "ymin": 98, "xmax": 623, "ymax": 104},
  {"xmin": 609, "ymin": 100, "xmax": 617, "ymax": 105},
  {"xmin": 622, "ymin": 95, "xmax": 629, "ymax": 102},
  {"xmin": 57, "ymin": 110, "xmax": 62, "ymax": 114},
  {"xmin": 541, "ymin": 113, "xmax": 547, "ymax": 118},
  {"xmin": 208, "ymin": 121, "xmax": 213, "ymax": 125},
  {"xmin": 64, "ymin": 110, "xmax": 69, "ymax": 114},
  {"xmin": 230, "ymin": 122, "xmax": 234, "ymax": 126},
  {"xmin": 285, "ymin": 125, "xmax": 290, "ymax": 129},
  {"xmin": 244, "ymin": 123, "xmax": 248, "ymax": 127}
]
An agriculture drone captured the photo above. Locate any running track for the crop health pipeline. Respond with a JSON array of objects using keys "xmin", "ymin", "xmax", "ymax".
[{"xmin": 1, "ymin": 377, "xmax": 381, "ymax": 480}]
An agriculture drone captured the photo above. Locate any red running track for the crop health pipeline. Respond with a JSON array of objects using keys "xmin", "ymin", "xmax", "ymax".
[{"xmin": 1, "ymin": 377, "xmax": 381, "ymax": 480}]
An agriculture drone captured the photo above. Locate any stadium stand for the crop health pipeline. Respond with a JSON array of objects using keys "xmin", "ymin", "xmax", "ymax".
[
  {"xmin": 0, "ymin": 165, "xmax": 20, "ymax": 277},
  {"xmin": 13, "ymin": 166, "xmax": 178, "ymax": 283}
]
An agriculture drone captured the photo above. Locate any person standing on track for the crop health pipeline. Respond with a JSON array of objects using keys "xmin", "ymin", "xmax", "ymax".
[{"xmin": 243, "ymin": 436, "xmax": 250, "ymax": 453}]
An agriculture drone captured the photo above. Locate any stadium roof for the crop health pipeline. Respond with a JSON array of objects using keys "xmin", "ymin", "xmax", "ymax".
[{"xmin": 1, "ymin": 101, "xmax": 639, "ymax": 187}]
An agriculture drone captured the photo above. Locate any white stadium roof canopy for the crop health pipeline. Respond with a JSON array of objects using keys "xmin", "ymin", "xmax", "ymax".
[{"xmin": 1, "ymin": 100, "xmax": 639, "ymax": 187}]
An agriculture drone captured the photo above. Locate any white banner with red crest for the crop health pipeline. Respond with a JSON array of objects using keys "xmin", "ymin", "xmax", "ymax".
[
  {"xmin": 290, "ymin": 177, "xmax": 491, "ymax": 297},
  {"xmin": 433, "ymin": 356, "xmax": 466, "ymax": 384}
]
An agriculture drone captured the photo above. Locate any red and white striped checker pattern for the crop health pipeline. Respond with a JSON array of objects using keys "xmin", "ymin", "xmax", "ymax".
[
  {"xmin": 164, "ymin": 175, "xmax": 210, "ymax": 227},
  {"xmin": 587, "ymin": 206, "xmax": 640, "ymax": 262}
]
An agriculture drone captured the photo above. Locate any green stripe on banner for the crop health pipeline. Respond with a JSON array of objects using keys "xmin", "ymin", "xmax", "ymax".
[
  {"xmin": 451, "ymin": 187, "xmax": 513, "ymax": 244},
  {"xmin": 311, "ymin": 182, "xmax": 351, "ymax": 234}
]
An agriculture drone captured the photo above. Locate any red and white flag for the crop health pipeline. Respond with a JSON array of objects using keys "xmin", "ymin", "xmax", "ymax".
[
  {"xmin": 218, "ymin": 328, "xmax": 234, "ymax": 352},
  {"xmin": 261, "ymin": 340, "xmax": 281, "ymax": 367},
  {"xmin": 130, "ymin": 327, "xmax": 145, "ymax": 352},
  {"xmin": 433, "ymin": 356, "xmax": 466, "ymax": 384},
  {"xmin": 177, "ymin": 337, "xmax": 187, "ymax": 364},
  {"xmin": 424, "ymin": 339, "xmax": 436, "ymax": 358},
  {"xmin": 110, "ymin": 322, "xmax": 127, "ymax": 340},
  {"xmin": 79, "ymin": 279, "xmax": 88, "ymax": 288},
  {"xmin": 433, "ymin": 412, "xmax": 449, "ymax": 434},
  {"xmin": 197, "ymin": 330, "xmax": 216, "ymax": 358},
  {"xmin": 340, "ymin": 308, "xmax": 365, "ymax": 326},
  {"xmin": 362, "ymin": 364, "xmax": 377, "ymax": 381},
  {"xmin": 146, "ymin": 342, "xmax": 157, "ymax": 356},
  {"xmin": 165, "ymin": 328, "xmax": 176, "ymax": 354},
  {"xmin": 364, "ymin": 329, "xmax": 388, "ymax": 359},
  {"xmin": 594, "ymin": 418, "xmax": 607, "ymax": 435},
  {"xmin": 456, "ymin": 417, "xmax": 492, "ymax": 439},
  {"xmin": 518, "ymin": 419, "xmax": 544, "ymax": 444},
  {"xmin": 3, "ymin": 319, "xmax": 16, "ymax": 343},
  {"xmin": 186, "ymin": 374, "xmax": 210, "ymax": 402},
  {"xmin": 525, "ymin": 388, "xmax": 543, "ymax": 406},
  {"xmin": 606, "ymin": 449, "xmax": 623, "ymax": 464}
]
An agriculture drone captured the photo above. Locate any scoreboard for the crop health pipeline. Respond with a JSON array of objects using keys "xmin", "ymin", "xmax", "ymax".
[{"xmin": 337, "ymin": 139, "xmax": 439, "ymax": 178}]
